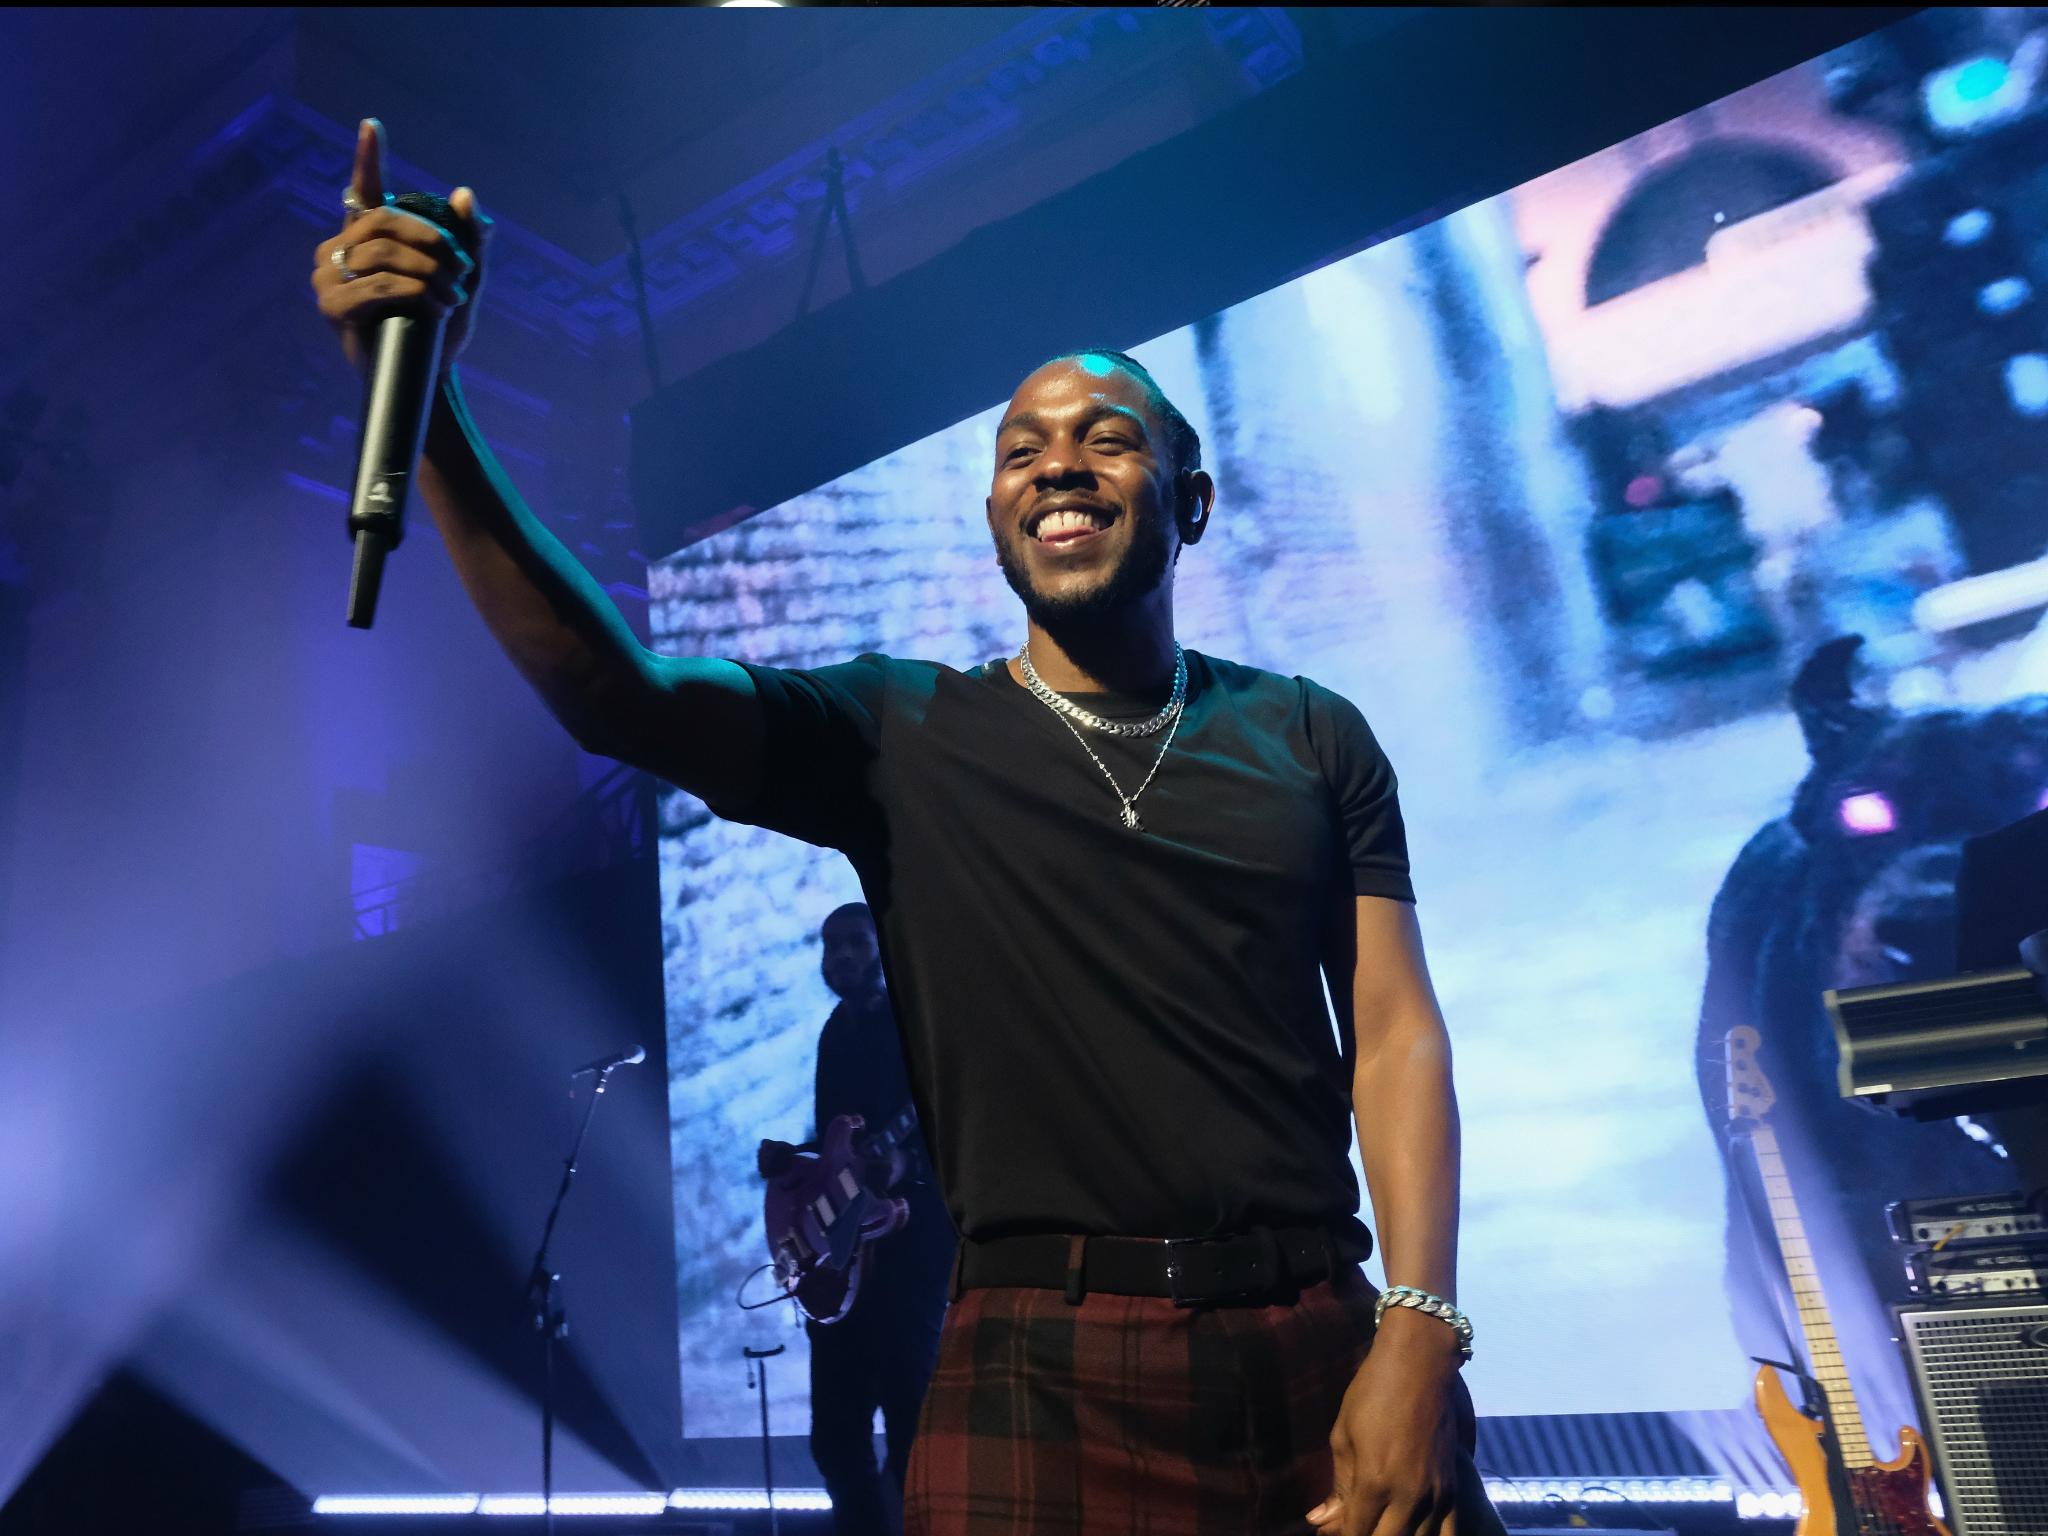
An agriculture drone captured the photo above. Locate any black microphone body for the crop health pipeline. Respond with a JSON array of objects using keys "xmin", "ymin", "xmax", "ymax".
[
  {"xmin": 345, "ymin": 191, "xmax": 462, "ymax": 629},
  {"xmin": 570, "ymin": 1044, "xmax": 647, "ymax": 1078}
]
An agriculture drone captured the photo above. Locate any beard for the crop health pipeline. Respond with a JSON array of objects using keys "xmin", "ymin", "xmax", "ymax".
[
  {"xmin": 993, "ymin": 514, "xmax": 1174, "ymax": 632},
  {"xmin": 824, "ymin": 956, "xmax": 883, "ymax": 1003}
]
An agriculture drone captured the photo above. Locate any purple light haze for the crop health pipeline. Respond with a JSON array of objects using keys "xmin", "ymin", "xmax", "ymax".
[{"xmin": 1838, "ymin": 790, "xmax": 1899, "ymax": 836}]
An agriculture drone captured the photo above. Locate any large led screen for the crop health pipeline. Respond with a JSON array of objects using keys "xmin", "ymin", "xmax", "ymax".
[{"xmin": 652, "ymin": 9, "xmax": 2048, "ymax": 1451}]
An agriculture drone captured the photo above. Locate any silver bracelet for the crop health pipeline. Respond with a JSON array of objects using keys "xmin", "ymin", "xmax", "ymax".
[{"xmin": 1374, "ymin": 1285, "xmax": 1474, "ymax": 1362}]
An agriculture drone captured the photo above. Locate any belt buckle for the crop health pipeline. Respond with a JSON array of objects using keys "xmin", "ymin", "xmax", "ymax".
[{"xmin": 1163, "ymin": 1232, "xmax": 1279, "ymax": 1308}]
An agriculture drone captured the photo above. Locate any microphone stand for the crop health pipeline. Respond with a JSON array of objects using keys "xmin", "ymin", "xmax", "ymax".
[
  {"xmin": 524, "ymin": 1062, "xmax": 626, "ymax": 1536},
  {"xmin": 743, "ymin": 1345, "xmax": 787, "ymax": 1536}
]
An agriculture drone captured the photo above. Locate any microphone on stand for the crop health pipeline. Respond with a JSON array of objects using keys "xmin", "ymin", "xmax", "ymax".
[
  {"xmin": 345, "ymin": 190, "xmax": 470, "ymax": 629},
  {"xmin": 570, "ymin": 1044, "xmax": 647, "ymax": 1078}
]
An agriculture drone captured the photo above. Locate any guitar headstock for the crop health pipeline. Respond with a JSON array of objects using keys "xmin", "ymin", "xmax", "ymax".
[{"xmin": 1723, "ymin": 1025, "xmax": 1777, "ymax": 1125}]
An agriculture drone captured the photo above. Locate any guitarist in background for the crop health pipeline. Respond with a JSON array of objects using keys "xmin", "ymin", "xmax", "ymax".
[{"xmin": 762, "ymin": 903, "xmax": 956, "ymax": 1536}]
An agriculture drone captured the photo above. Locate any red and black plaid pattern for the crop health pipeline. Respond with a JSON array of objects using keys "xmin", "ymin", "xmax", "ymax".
[{"xmin": 905, "ymin": 1265, "xmax": 1501, "ymax": 1536}]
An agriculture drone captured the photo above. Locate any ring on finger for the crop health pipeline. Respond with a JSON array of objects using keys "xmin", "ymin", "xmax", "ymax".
[{"xmin": 331, "ymin": 245, "xmax": 360, "ymax": 282}]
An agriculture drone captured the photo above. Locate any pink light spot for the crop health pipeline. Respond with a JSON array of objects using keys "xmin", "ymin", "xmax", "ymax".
[
  {"xmin": 1623, "ymin": 474, "xmax": 1664, "ymax": 509},
  {"xmin": 1839, "ymin": 791, "xmax": 1897, "ymax": 836},
  {"xmin": 2037, "ymin": 786, "xmax": 2048, "ymax": 812}
]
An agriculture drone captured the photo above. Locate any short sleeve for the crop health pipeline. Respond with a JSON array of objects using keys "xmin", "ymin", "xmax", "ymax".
[
  {"xmin": 718, "ymin": 653, "xmax": 894, "ymax": 853},
  {"xmin": 1301, "ymin": 680, "xmax": 1415, "ymax": 904}
]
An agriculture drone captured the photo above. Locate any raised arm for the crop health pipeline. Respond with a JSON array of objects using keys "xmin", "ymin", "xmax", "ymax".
[
  {"xmin": 415, "ymin": 379, "xmax": 764, "ymax": 805},
  {"xmin": 310, "ymin": 119, "xmax": 764, "ymax": 808}
]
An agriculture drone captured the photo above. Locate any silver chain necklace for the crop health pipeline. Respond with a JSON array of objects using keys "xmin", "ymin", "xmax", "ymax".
[
  {"xmin": 1015, "ymin": 641, "xmax": 1186, "ymax": 736},
  {"xmin": 1015, "ymin": 640, "xmax": 1186, "ymax": 831}
]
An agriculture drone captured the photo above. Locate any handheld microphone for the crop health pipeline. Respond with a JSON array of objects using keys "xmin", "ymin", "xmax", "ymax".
[
  {"xmin": 345, "ymin": 190, "xmax": 471, "ymax": 629},
  {"xmin": 570, "ymin": 1044, "xmax": 647, "ymax": 1078}
]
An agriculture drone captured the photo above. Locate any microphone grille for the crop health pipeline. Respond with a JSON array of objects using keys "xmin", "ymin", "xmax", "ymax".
[{"xmin": 389, "ymin": 191, "xmax": 484, "ymax": 264}]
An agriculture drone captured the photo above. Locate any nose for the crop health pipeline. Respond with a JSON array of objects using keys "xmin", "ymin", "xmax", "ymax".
[{"xmin": 1033, "ymin": 446, "xmax": 1089, "ymax": 486}]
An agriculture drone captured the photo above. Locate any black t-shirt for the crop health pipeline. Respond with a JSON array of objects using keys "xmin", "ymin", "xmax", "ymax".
[{"xmin": 724, "ymin": 649, "xmax": 1412, "ymax": 1245}]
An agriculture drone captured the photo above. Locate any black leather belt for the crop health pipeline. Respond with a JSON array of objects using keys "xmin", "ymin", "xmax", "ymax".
[{"xmin": 954, "ymin": 1225, "xmax": 1368, "ymax": 1307}]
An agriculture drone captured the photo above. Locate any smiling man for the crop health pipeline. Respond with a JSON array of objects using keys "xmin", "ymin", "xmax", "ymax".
[{"xmin": 315, "ymin": 120, "xmax": 1502, "ymax": 1536}]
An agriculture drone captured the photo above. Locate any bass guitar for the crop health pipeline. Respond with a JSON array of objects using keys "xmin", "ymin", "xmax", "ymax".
[
  {"xmin": 761, "ymin": 1104, "xmax": 920, "ymax": 1325},
  {"xmin": 1722, "ymin": 1024, "xmax": 1950, "ymax": 1536}
]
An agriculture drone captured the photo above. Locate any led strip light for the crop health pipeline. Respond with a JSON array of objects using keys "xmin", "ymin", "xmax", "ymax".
[
  {"xmin": 314, "ymin": 1480, "xmax": 1803, "ymax": 1518},
  {"xmin": 311, "ymin": 1490, "xmax": 835, "ymax": 1516}
]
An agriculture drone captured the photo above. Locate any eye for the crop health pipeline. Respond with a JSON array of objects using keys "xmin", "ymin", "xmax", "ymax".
[{"xmin": 1838, "ymin": 790, "xmax": 1897, "ymax": 836}]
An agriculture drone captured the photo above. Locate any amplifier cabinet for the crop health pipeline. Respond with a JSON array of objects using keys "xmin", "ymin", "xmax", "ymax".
[{"xmin": 1897, "ymin": 1301, "xmax": 2048, "ymax": 1536}]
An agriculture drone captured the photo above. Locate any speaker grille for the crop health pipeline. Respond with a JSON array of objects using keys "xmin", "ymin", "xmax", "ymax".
[{"xmin": 1898, "ymin": 1303, "xmax": 2048, "ymax": 1536}]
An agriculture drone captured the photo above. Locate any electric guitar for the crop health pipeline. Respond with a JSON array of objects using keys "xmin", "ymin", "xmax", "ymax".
[
  {"xmin": 760, "ymin": 1105, "xmax": 920, "ymax": 1325},
  {"xmin": 1722, "ymin": 1025, "xmax": 1951, "ymax": 1536}
]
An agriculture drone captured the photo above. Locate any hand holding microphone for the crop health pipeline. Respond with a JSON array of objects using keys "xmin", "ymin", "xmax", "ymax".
[{"xmin": 310, "ymin": 119, "xmax": 493, "ymax": 627}]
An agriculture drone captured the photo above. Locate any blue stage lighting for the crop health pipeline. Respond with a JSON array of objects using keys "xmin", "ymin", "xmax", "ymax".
[
  {"xmin": 1924, "ymin": 53, "xmax": 2029, "ymax": 134},
  {"xmin": 1978, "ymin": 276, "xmax": 2033, "ymax": 315},
  {"xmin": 1954, "ymin": 56, "xmax": 2010, "ymax": 102},
  {"xmin": 1943, "ymin": 208, "xmax": 1994, "ymax": 247},
  {"xmin": 2006, "ymin": 353, "xmax": 2048, "ymax": 416}
]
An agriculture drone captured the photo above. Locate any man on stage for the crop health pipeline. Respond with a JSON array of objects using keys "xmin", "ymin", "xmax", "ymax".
[
  {"xmin": 314, "ymin": 119, "xmax": 1504, "ymax": 1536},
  {"xmin": 759, "ymin": 904, "xmax": 954, "ymax": 1536}
]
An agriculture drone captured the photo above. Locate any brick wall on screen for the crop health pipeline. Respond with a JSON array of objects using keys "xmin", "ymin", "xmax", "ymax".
[{"xmin": 650, "ymin": 414, "xmax": 1030, "ymax": 1433}]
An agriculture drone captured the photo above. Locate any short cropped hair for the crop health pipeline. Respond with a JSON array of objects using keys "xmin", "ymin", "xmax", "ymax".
[
  {"xmin": 822, "ymin": 902, "xmax": 872, "ymax": 934},
  {"xmin": 1042, "ymin": 350, "xmax": 1202, "ymax": 479}
]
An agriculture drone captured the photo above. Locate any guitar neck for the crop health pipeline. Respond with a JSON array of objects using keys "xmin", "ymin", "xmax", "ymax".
[{"xmin": 1749, "ymin": 1122, "xmax": 1873, "ymax": 1465}]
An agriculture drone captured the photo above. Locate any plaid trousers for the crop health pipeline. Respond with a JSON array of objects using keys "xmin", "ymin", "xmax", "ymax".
[{"xmin": 904, "ymin": 1264, "xmax": 1503, "ymax": 1536}]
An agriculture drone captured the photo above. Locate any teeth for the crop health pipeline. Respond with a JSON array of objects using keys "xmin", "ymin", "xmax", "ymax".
[{"xmin": 1035, "ymin": 509, "xmax": 1107, "ymax": 540}]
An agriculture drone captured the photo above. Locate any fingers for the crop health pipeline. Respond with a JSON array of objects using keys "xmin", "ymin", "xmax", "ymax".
[
  {"xmin": 315, "ymin": 208, "xmax": 474, "ymax": 303},
  {"xmin": 447, "ymin": 187, "xmax": 494, "ymax": 279},
  {"xmin": 348, "ymin": 117, "xmax": 387, "ymax": 227},
  {"xmin": 314, "ymin": 270, "xmax": 445, "ymax": 329},
  {"xmin": 1364, "ymin": 1485, "xmax": 1454, "ymax": 1536},
  {"xmin": 311, "ymin": 233, "xmax": 468, "ymax": 328},
  {"xmin": 449, "ymin": 185, "xmax": 492, "ymax": 244},
  {"xmin": 1310, "ymin": 1433, "xmax": 1353, "ymax": 1533},
  {"xmin": 339, "ymin": 206, "xmax": 476, "ymax": 271},
  {"xmin": 1307, "ymin": 1467, "xmax": 1390, "ymax": 1536},
  {"xmin": 337, "ymin": 234, "xmax": 467, "ymax": 295}
]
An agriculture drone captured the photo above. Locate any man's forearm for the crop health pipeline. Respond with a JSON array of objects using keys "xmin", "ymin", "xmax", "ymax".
[
  {"xmin": 1353, "ymin": 1013, "xmax": 1461, "ymax": 1320},
  {"xmin": 418, "ymin": 371, "xmax": 655, "ymax": 754}
]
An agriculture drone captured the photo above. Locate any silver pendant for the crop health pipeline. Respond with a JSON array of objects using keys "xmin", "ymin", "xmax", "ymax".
[{"xmin": 1119, "ymin": 804, "xmax": 1142, "ymax": 830}]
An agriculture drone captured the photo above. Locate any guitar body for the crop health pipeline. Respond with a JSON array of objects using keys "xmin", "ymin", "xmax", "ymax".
[
  {"xmin": 763, "ymin": 1113, "xmax": 911, "ymax": 1325},
  {"xmin": 1754, "ymin": 1363, "xmax": 1950, "ymax": 1536}
]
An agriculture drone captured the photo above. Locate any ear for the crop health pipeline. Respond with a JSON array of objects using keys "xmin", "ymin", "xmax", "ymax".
[
  {"xmin": 1178, "ymin": 470, "xmax": 1216, "ymax": 547},
  {"xmin": 1791, "ymin": 635, "xmax": 1884, "ymax": 764}
]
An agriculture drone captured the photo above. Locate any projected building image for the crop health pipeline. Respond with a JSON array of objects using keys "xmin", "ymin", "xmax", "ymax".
[{"xmin": 652, "ymin": 6, "xmax": 2048, "ymax": 1467}]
